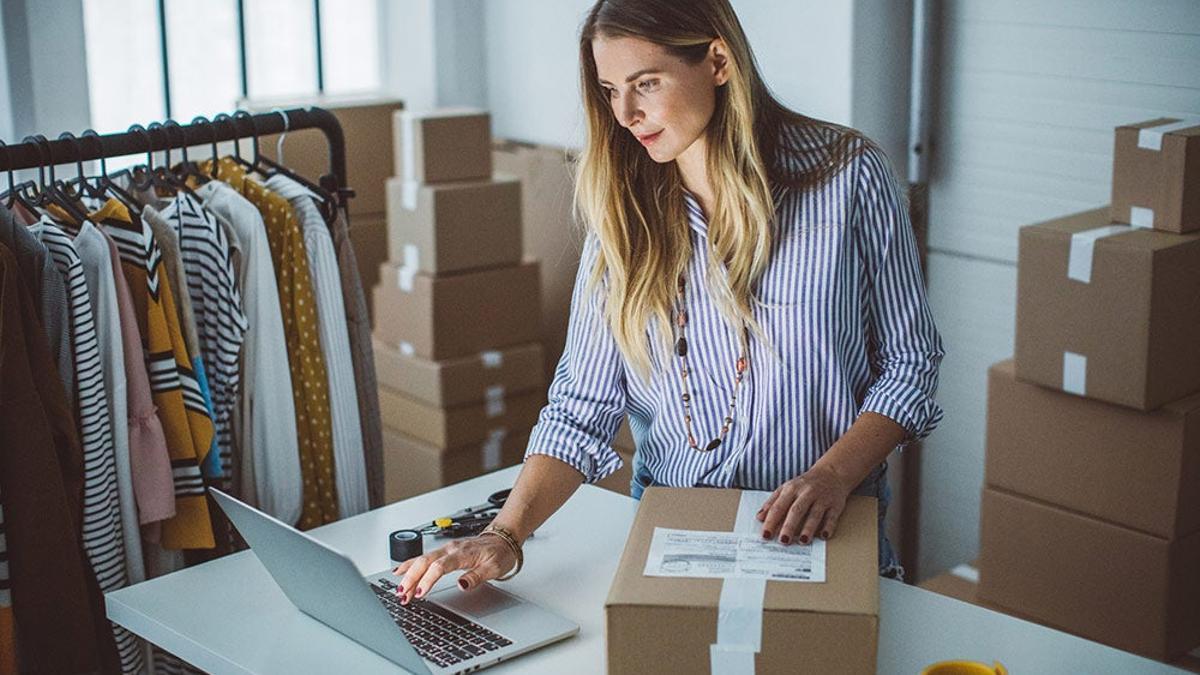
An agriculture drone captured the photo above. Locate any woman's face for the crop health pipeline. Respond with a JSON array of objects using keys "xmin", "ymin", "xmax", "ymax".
[{"xmin": 592, "ymin": 35, "xmax": 727, "ymax": 164}]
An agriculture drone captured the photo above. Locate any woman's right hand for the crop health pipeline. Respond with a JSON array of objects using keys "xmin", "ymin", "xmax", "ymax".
[{"xmin": 392, "ymin": 534, "xmax": 518, "ymax": 604}]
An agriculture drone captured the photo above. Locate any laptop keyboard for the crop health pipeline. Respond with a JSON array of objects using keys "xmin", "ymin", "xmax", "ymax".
[{"xmin": 371, "ymin": 580, "xmax": 513, "ymax": 668}]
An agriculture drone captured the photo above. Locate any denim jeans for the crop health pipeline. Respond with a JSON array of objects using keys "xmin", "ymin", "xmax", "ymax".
[{"xmin": 630, "ymin": 455, "xmax": 905, "ymax": 580}]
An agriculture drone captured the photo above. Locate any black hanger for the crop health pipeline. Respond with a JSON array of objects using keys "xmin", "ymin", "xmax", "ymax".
[
  {"xmin": 25, "ymin": 134, "xmax": 90, "ymax": 225},
  {"xmin": 190, "ymin": 115, "xmax": 221, "ymax": 181},
  {"xmin": 51, "ymin": 131, "xmax": 93, "ymax": 222},
  {"xmin": 164, "ymin": 119, "xmax": 209, "ymax": 186},
  {"xmin": 157, "ymin": 120, "xmax": 203, "ymax": 200},
  {"xmin": 1, "ymin": 140, "xmax": 38, "ymax": 215},
  {"xmin": 215, "ymin": 112, "xmax": 255, "ymax": 172},
  {"xmin": 110, "ymin": 123, "xmax": 157, "ymax": 199},
  {"xmin": 81, "ymin": 129, "xmax": 141, "ymax": 212}
]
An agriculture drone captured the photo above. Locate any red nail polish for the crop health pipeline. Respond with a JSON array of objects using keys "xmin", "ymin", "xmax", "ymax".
[
  {"xmin": 458, "ymin": 579, "xmax": 469, "ymax": 590},
  {"xmin": 762, "ymin": 530, "xmax": 772, "ymax": 539},
  {"xmin": 414, "ymin": 587, "xmax": 424, "ymax": 598},
  {"xmin": 780, "ymin": 534, "xmax": 791, "ymax": 544},
  {"xmin": 821, "ymin": 531, "xmax": 829, "ymax": 539},
  {"xmin": 799, "ymin": 535, "xmax": 809, "ymax": 544}
]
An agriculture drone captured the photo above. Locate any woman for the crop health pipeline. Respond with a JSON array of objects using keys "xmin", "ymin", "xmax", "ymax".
[{"xmin": 394, "ymin": 0, "xmax": 943, "ymax": 602}]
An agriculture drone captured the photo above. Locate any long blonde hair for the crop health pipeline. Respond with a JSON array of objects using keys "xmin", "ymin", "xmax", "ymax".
[{"xmin": 576, "ymin": 0, "xmax": 865, "ymax": 381}]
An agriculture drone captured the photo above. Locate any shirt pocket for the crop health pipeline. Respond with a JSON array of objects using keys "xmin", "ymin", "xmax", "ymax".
[{"xmin": 753, "ymin": 224, "xmax": 849, "ymax": 308}]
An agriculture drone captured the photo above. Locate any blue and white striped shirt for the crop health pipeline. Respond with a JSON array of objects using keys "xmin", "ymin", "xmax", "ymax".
[{"xmin": 525, "ymin": 126, "xmax": 944, "ymax": 490}]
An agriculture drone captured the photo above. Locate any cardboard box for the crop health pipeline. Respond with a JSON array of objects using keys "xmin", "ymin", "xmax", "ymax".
[
  {"xmin": 595, "ymin": 450, "xmax": 634, "ymax": 497},
  {"xmin": 918, "ymin": 564, "xmax": 981, "ymax": 606},
  {"xmin": 606, "ymin": 489, "xmax": 879, "ymax": 674},
  {"xmin": 372, "ymin": 261, "xmax": 542, "ymax": 360},
  {"xmin": 347, "ymin": 212, "xmax": 387, "ymax": 320},
  {"xmin": 1112, "ymin": 118, "xmax": 1200, "ymax": 234},
  {"xmin": 394, "ymin": 109, "xmax": 492, "ymax": 184},
  {"xmin": 978, "ymin": 487, "xmax": 1200, "ymax": 660},
  {"xmin": 385, "ymin": 175, "xmax": 522, "ymax": 274},
  {"xmin": 986, "ymin": 359, "xmax": 1200, "ymax": 538},
  {"xmin": 242, "ymin": 94, "xmax": 404, "ymax": 216},
  {"xmin": 383, "ymin": 428, "xmax": 527, "ymax": 504},
  {"xmin": 373, "ymin": 337, "xmax": 544, "ymax": 408},
  {"xmin": 1014, "ymin": 207, "xmax": 1200, "ymax": 410},
  {"xmin": 493, "ymin": 140, "xmax": 582, "ymax": 379},
  {"xmin": 377, "ymin": 385, "xmax": 544, "ymax": 449}
]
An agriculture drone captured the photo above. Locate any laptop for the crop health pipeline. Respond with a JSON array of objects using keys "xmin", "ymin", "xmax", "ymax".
[{"xmin": 208, "ymin": 488, "xmax": 579, "ymax": 674}]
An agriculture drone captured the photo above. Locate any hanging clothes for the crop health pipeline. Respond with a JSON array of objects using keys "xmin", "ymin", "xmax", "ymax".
[
  {"xmin": 0, "ymin": 210, "xmax": 74, "ymax": 406},
  {"xmin": 89, "ymin": 198, "xmax": 216, "ymax": 550},
  {"xmin": 211, "ymin": 158, "xmax": 339, "ymax": 529},
  {"xmin": 193, "ymin": 179, "xmax": 302, "ymax": 525},
  {"xmin": 156, "ymin": 193, "xmax": 248, "ymax": 491},
  {"xmin": 329, "ymin": 206, "xmax": 386, "ymax": 509},
  {"xmin": 28, "ymin": 218, "xmax": 142, "ymax": 674},
  {"xmin": 0, "ymin": 239, "xmax": 108, "ymax": 674},
  {"xmin": 266, "ymin": 175, "xmax": 367, "ymax": 518}
]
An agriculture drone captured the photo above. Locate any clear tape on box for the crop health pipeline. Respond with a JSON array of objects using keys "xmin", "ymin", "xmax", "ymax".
[
  {"xmin": 1062, "ymin": 351, "xmax": 1087, "ymax": 396},
  {"xmin": 480, "ymin": 350, "xmax": 504, "ymax": 368},
  {"xmin": 709, "ymin": 491, "xmax": 771, "ymax": 674},
  {"xmin": 485, "ymin": 385, "xmax": 506, "ymax": 418},
  {"xmin": 481, "ymin": 428, "xmax": 507, "ymax": 471},
  {"xmin": 1136, "ymin": 117, "xmax": 1200, "ymax": 151},
  {"xmin": 396, "ymin": 245, "xmax": 420, "ymax": 292}
]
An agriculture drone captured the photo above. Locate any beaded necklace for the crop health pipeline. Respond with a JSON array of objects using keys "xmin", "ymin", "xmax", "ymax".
[{"xmin": 672, "ymin": 272, "xmax": 748, "ymax": 453}]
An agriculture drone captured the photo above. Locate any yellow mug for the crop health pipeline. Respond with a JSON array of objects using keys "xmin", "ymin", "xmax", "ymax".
[{"xmin": 921, "ymin": 661, "xmax": 1007, "ymax": 675}]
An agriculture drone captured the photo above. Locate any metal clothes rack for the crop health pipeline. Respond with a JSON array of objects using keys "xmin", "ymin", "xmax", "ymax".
[{"xmin": 0, "ymin": 107, "xmax": 352, "ymax": 208}]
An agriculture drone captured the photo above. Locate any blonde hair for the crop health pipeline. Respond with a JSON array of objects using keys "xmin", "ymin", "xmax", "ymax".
[{"xmin": 576, "ymin": 0, "xmax": 865, "ymax": 381}]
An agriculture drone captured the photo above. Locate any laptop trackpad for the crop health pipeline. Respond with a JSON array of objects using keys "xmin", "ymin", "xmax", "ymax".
[{"xmin": 433, "ymin": 584, "xmax": 521, "ymax": 619}]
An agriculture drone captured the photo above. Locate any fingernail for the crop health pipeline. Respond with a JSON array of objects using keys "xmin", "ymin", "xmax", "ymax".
[
  {"xmin": 799, "ymin": 535, "xmax": 809, "ymax": 544},
  {"xmin": 458, "ymin": 578, "xmax": 469, "ymax": 590},
  {"xmin": 821, "ymin": 531, "xmax": 829, "ymax": 539},
  {"xmin": 414, "ymin": 587, "xmax": 424, "ymax": 598},
  {"xmin": 780, "ymin": 534, "xmax": 791, "ymax": 544},
  {"xmin": 392, "ymin": 566, "xmax": 401, "ymax": 574},
  {"xmin": 762, "ymin": 530, "xmax": 772, "ymax": 539}
]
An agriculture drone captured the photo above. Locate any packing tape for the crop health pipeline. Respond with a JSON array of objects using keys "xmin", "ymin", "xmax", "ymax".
[
  {"xmin": 396, "ymin": 245, "xmax": 419, "ymax": 292},
  {"xmin": 481, "ymin": 428, "xmax": 507, "ymax": 471},
  {"xmin": 487, "ymin": 384, "xmax": 506, "ymax": 415},
  {"xmin": 399, "ymin": 342, "xmax": 415, "ymax": 356},
  {"xmin": 401, "ymin": 180, "xmax": 420, "ymax": 211},
  {"xmin": 401, "ymin": 112, "xmax": 416, "ymax": 182},
  {"xmin": 1067, "ymin": 225, "xmax": 1129, "ymax": 283},
  {"xmin": 950, "ymin": 564, "xmax": 979, "ymax": 584},
  {"xmin": 710, "ymin": 490, "xmax": 771, "ymax": 675},
  {"xmin": 485, "ymin": 385, "xmax": 506, "ymax": 418},
  {"xmin": 1063, "ymin": 351, "xmax": 1087, "ymax": 396},
  {"xmin": 480, "ymin": 350, "xmax": 504, "ymax": 368},
  {"xmin": 1136, "ymin": 117, "xmax": 1200, "ymax": 151},
  {"xmin": 1129, "ymin": 206, "xmax": 1154, "ymax": 229}
]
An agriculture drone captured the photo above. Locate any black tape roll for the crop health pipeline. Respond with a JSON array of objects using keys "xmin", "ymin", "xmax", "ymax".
[{"xmin": 389, "ymin": 529, "xmax": 424, "ymax": 563}]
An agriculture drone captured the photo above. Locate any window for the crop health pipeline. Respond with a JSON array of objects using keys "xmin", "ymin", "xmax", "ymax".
[{"xmin": 82, "ymin": 0, "xmax": 380, "ymax": 135}]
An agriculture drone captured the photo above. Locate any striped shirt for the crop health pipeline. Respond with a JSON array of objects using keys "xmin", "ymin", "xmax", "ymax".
[
  {"xmin": 159, "ymin": 193, "xmax": 249, "ymax": 488},
  {"xmin": 30, "ymin": 220, "xmax": 142, "ymax": 675},
  {"xmin": 525, "ymin": 129, "xmax": 944, "ymax": 490}
]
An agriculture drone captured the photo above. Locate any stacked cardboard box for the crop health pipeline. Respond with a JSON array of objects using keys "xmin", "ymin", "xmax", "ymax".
[
  {"xmin": 374, "ymin": 109, "xmax": 545, "ymax": 502},
  {"xmin": 979, "ymin": 118, "xmax": 1200, "ymax": 662}
]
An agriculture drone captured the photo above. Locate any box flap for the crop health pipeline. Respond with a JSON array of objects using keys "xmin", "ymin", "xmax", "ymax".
[
  {"xmin": 606, "ymin": 487, "xmax": 878, "ymax": 618},
  {"xmin": 1026, "ymin": 207, "xmax": 1200, "ymax": 253}
]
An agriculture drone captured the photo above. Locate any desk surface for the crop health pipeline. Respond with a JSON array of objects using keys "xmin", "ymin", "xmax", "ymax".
[{"xmin": 107, "ymin": 467, "xmax": 1189, "ymax": 674}]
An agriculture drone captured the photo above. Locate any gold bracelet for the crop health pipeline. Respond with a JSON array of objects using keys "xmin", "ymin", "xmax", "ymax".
[{"xmin": 480, "ymin": 524, "xmax": 523, "ymax": 581}]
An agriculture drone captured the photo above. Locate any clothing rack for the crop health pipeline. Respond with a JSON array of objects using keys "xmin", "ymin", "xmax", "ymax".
[{"xmin": 0, "ymin": 106, "xmax": 352, "ymax": 207}]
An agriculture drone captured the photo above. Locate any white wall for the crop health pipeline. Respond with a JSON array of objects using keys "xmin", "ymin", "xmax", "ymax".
[
  {"xmin": 917, "ymin": 0, "xmax": 1200, "ymax": 578},
  {"xmin": 1, "ymin": 0, "xmax": 91, "ymax": 141}
]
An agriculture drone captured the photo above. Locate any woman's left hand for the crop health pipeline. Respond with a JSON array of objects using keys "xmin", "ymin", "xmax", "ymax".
[{"xmin": 756, "ymin": 463, "xmax": 852, "ymax": 545}]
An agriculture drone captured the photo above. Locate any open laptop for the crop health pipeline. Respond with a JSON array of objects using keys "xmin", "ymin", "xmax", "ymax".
[{"xmin": 209, "ymin": 488, "xmax": 578, "ymax": 674}]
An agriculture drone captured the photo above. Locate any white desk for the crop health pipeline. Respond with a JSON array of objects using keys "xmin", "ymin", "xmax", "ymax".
[{"xmin": 108, "ymin": 467, "xmax": 1189, "ymax": 674}]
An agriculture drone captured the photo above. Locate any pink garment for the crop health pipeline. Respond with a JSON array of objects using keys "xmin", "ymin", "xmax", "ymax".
[{"xmin": 102, "ymin": 231, "xmax": 176, "ymax": 527}]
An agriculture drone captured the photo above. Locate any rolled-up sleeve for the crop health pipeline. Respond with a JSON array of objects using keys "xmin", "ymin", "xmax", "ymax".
[
  {"xmin": 524, "ymin": 234, "xmax": 627, "ymax": 483},
  {"xmin": 851, "ymin": 144, "xmax": 945, "ymax": 445}
]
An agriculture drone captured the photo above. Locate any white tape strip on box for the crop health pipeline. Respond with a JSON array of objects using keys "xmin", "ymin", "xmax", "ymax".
[
  {"xmin": 1066, "ymin": 224, "xmax": 1130, "ymax": 284},
  {"xmin": 1063, "ymin": 351, "xmax": 1087, "ymax": 396},
  {"xmin": 1136, "ymin": 116, "xmax": 1200, "ymax": 151},
  {"xmin": 480, "ymin": 350, "xmax": 504, "ymax": 368},
  {"xmin": 481, "ymin": 428, "xmax": 507, "ymax": 471},
  {"xmin": 399, "ymin": 341, "xmax": 415, "ymax": 357},
  {"xmin": 950, "ymin": 564, "xmax": 980, "ymax": 584},
  {"xmin": 1129, "ymin": 206, "xmax": 1155, "ymax": 229},
  {"xmin": 485, "ymin": 385, "xmax": 506, "ymax": 418},
  {"xmin": 401, "ymin": 180, "xmax": 420, "ymax": 211},
  {"xmin": 710, "ymin": 490, "xmax": 771, "ymax": 675},
  {"xmin": 396, "ymin": 245, "xmax": 419, "ymax": 292}
]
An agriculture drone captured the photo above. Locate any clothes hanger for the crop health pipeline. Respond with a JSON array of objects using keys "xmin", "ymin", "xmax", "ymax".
[
  {"xmin": 25, "ymin": 134, "xmax": 91, "ymax": 225},
  {"xmin": 215, "ymin": 111, "xmax": 256, "ymax": 173},
  {"xmin": 164, "ymin": 118, "xmax": 210, "ymax": 186},
  {"xmin": 155, "ymin": 120, "xmax": 203, "ymax": 200},
  {"xmin": 190, "ymin": 115, "xmax": 221, "ymax": 181},
  {"xmin": 256, "ymin": 108, "xmax": 339, "ymax": 223},
  {"xmin": 53, "ymin": 132, "xmax": 94, "ymax": 215},
  {"xmin": 110, "ymin": 123, "xmax": 157, "ymax": 201},
  {"xmin": 80, "ymin": 128, "xmax": 142, "ymax": 213},
  {"xmin": 0, "ymin": 139, "xmax": 42, "ymax": 215}
]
